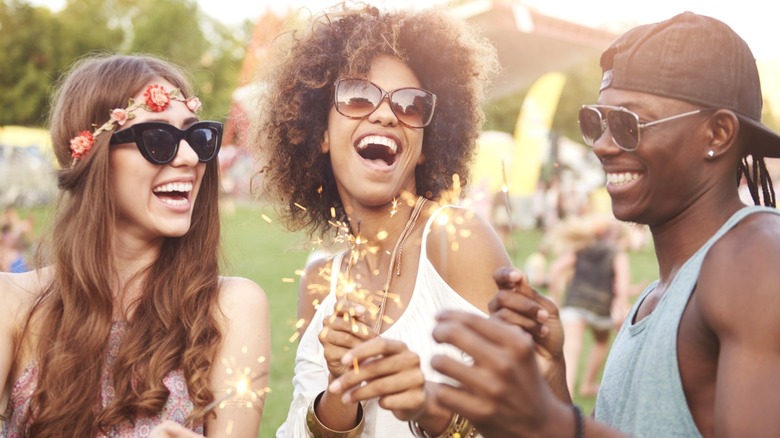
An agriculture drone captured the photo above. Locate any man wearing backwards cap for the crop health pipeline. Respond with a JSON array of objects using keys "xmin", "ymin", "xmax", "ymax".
[{"xmin": 425, "ymin": 12, "xmax": 780, "ymax": 438}]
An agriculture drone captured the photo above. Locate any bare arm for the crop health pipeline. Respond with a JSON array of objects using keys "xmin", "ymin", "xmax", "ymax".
[
  {"xmin": 204, "ymin": 277, "xmax": 270, "ymax": 437},
  {"xmin": 0, "ymin": 274, "xmax": 17, "ymax": 416},
  {"xmin": 697, "ymin": 216, "xmax": 780, "ymax": 436},
  {"xmin": 296, "ymin": 256, "xmax": 333, "ymax": 338},
  {"xmin": 0, "ymin": 271, "xmax": 43, "ymax": 417}
]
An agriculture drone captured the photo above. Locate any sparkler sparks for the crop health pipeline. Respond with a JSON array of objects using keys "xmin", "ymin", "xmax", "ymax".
[
  {"xmin": 203, "ymin": 353, "xmax": 269, "ymax": 414},
  {"xmin": 292, "ymin": 181, "xmax": 480, "ymax": 346}
]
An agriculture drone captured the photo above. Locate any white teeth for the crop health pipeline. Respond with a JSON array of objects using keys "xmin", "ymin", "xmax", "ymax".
[
  {"xmin": 158, "ymin": 197, "xmax": 188, "ymax": 206},
  {"xmin": 356, "ymin": 135, "xmax": 398, "ymax": 154},
  {"xmin": 153, "ymin": 182, "xmax": 193, "ymax": 193},
  {"xmin": 606, "ymin": 172, "xmax": 640, "ymax": 185}
]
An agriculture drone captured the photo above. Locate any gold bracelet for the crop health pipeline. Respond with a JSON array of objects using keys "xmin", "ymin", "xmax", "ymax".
[
  {"xmin": 408, "ymin": 413, "xmax": 478, "ymax": 438},
  {"xmin": 306, "ymin": 391, "xmax": 364, "ymax": 438}
]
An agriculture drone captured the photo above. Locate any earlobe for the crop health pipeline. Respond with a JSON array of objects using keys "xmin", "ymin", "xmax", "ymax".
[
  {"xmin": 321, "ymin": 130, "xmax": 330, "ymax": 153},
  {"xmin": 417, "ymin": 153, "xmax": 425, "ymax": 165},
  {"xmin": 706, "ymin": 109, "xmax": 740, "ymax": 159}
]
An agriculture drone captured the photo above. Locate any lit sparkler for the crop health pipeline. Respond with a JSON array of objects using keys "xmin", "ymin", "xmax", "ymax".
[
  {"xmin": 501, "ymin": 160, "xmax": 519, "ymax": 264},
  {"xmin": 203, "ymin": 353, "xmax": 269, "ymax": 414}
]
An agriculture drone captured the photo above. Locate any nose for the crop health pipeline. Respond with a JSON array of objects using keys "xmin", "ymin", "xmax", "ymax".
[
  {"xmin": 367, "ymin": 94, "xmax": 399, "ymax": 127},
  {"xmin": 171, "ymin": 139, "xmax": 200, "ymax": 167},
  {"xmin": 591, "ymin": 124, "xmax": 622, "ymax": 160}
]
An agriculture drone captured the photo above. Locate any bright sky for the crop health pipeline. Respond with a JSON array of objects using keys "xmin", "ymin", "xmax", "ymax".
[
  {"xmin": 198, "ymin": 0, "xmax": 779, "ymax": 61},
  {"xmin": 27, "ymin": 0, "xmax": 780, "ymax": 61}
]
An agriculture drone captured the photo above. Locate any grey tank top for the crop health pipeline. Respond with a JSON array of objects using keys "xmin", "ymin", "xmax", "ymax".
[{"xmin": 595, "ymin": 206, "xmax": 779, "ymax": 437}]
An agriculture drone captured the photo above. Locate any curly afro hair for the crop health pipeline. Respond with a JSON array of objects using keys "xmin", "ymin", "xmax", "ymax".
[{"xmin": 251, "ymin": 3, "xmax": 500, "ymax": 239}]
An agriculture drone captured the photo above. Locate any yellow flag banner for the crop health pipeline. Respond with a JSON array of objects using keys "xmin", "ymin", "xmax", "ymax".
[{"xmin": 509, "ymin": 71, "xmax": 567, "ymax": 196}]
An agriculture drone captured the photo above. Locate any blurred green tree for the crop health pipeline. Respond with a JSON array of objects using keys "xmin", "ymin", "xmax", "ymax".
[{"xmin": 0, "ymin": 0, "xmax": 248, "ymax": 126}]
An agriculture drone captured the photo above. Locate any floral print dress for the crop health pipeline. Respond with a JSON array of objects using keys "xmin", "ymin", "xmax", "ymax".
[{"xmin": 1, "ymin": 321, "xmax": 203, "ymax": 437}]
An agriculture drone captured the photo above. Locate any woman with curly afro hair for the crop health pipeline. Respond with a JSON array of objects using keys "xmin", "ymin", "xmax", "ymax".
[{"xmin": 252, "ymin": 3, "xmax": 507, "ymax": 437}]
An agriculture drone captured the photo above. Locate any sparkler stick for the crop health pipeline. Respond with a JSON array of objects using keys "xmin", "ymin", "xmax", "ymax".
[{"xmin": 501, "ymin": 160, "xmax": 519, "ymax": 265}]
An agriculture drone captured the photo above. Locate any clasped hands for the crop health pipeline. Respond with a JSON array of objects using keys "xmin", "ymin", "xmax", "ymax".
[{"xmin": 320, "ymin": 298, "xmax": 452, "ymax": 434}]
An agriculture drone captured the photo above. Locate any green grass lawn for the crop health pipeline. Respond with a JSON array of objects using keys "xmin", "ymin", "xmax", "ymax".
[{"xmin": 21, "ymin": 201, "xmax": 659, "ymax": 436}]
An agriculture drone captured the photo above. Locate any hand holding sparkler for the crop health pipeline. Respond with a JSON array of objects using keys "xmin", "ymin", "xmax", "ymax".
[
  {"xmin": 488, "ymin": 267, "xmax": 565, "ymax": 392},
  {"xmin": 319, "ymin": 298, "xmax": 377, "ymax": 379},
  {"xmin": 327, "ymin": 337, "xmax": 454, "ymax": 433}
]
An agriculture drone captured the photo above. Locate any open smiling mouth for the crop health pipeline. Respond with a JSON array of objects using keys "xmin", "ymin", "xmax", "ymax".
[
  {"xmin": 356, "ymin": 135, "xmax": 399, "ymax": 166},
  {"xmin": 153, "ymin": 182, "xmax": 192, "ymax": 206}
]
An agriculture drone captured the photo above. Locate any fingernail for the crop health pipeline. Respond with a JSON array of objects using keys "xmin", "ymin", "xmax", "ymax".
[
  {"xmin": 329, "ymin": 380, "xmax": 342, "ymax": 393},
  {"xmin": 537, "ymin": 308, "xmax": 549, "ymax": 321},
  {"xmin": 539, "ymin": 325, "xmax": 549, "ymax": 337},
  {"xmin": 354, "ymin": 305, "xmax": 366, "ymax": 315},
  {"xmin": 341, "ymin": 352, "xmax": 352, "ymax": 365},
  {"xmin": 341, "ymin": 393, "xmax": 352, "ymax": 404}
]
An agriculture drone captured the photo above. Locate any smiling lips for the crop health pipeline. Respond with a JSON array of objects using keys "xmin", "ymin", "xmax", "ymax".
[
  {"xmin": 356, "ymin": 135, "xmax": 399, "ymax": 166},
  {"xmin": 606, "ymin": 172, "xmax": 640, "ymax": 186},
  {"xmin": 153, "ymin": 181, "xmax": 192, "ymax": 206}
]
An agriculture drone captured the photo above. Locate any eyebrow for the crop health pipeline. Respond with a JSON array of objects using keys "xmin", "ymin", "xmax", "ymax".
[{"xmin": 143, "ymin": 117, "xmax": 200, "ymax": 127}]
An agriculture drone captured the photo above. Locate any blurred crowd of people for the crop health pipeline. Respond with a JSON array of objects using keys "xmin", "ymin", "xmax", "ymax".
[{"xmin": 0, "ymin": 204, "xmax": 34, "ymax": 273}]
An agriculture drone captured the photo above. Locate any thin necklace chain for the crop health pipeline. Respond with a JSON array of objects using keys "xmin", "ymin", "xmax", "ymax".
[{"xmin": 373, "ymin": 195, "xmax": 426, "ymax": 333}]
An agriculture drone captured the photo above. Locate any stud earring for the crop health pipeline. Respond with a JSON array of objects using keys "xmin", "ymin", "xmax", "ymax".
[{"xmin": 707, "ymin": 150, "xmax": 715, "ymax": 158}]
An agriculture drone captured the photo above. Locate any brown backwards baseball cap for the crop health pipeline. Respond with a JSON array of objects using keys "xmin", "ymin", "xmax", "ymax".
[{"xmin": 599, "ymin": 11, "xmax": 780, "ymax": 158}]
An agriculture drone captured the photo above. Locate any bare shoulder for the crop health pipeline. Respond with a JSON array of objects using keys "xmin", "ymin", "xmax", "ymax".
[
  {"xmin": 0, "ymin": 268, "xmax": 49, "ymax": 326},
  {"xmin": 217, "ymin": 276, "xmax": 269, "ymax": 322},
  {"xmin": 300, "ymin": 254, "xmax": 333, "ymax": 304},
  {"xmin": 698, "ymin": 211, "xmax": 780, "ymax": 326},
  {"xmin": 426, "ymin": 204, "xmax": 511, "ymax": 311},
  {"xmin": 426, "ymin": 204, "xmax": 507, "ymax": 254}
]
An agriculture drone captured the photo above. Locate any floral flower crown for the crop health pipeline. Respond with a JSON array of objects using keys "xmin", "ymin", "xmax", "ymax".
[{"xmin": 69, "ymin": 84, "xmax": 202, "ymax": 165}]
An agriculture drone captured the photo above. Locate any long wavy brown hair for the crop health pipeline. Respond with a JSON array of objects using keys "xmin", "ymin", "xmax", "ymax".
[
  {"xmin": 251, "ymin": 3, "xmax": 500, "ymax": 239},
  {"xmin": 21, "ymin": 54, "xmax": 223, "ymax": 436}
]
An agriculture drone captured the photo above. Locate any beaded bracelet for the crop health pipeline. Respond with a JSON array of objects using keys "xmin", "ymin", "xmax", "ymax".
[
  {"xmin": 408, "ymin": 412, "xmax": 478, "ymax": 438},
  {"xmin": 305, "ymin": 391, "xmax": 364, "ymax": 438}
]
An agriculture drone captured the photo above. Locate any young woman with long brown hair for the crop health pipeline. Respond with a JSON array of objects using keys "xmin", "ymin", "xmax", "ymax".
[{"xmin": 0, "ymin": 54, "xmax": 269, "ymax": 437}]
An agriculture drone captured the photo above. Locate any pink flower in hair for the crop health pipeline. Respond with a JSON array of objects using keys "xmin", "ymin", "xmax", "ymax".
[
  {"xmin": 144, "ymin": 84, "xmax": 171, "ymax": 112},
  {"xmin": 69, "ymin": 131, "xmax": 94, "ymax": 159},
  {"xmin": 68, "ymin": 84, "xmax": 203, "ymax": 167},
  {"xmin": 111, "ymin": 108, "xmax": 131, "ymax": 126},
  {"xmin": 186, "ymin": 97, "xmax": 202, "ymax": 113}
]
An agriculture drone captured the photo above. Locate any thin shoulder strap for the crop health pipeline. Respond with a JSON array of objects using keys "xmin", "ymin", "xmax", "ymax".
[{"xmin": 329, "ymin": 250, "xmax": 346, "ymax": 295}]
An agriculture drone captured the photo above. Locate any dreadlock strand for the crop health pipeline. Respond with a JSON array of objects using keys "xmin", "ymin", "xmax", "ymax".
[
  {"xmin": 757, "ymin": 157, "xmax": 776, "ymax": 207},
  {"xmin": 742, "ymin": 156, "xmax": 760, "ymax": 205}
]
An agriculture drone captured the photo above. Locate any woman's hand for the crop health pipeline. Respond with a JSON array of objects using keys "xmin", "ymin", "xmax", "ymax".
[
  {"xmin": 327, "ymin": 336, "xmax": 452, "ymax": 433},
  {"xmin": 149, "ymin": 421, "xmax": 202, "ymax": 438},
  {"xmin": 319, "ymin": 298, "xmax": 377, "ymax": 379},
  {"xmin": 328, "ymin": 337, "xmax": 426, "ymax": 419}
]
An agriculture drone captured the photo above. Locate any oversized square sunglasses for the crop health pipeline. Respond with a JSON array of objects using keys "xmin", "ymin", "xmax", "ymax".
[
  {"xmin": 110, "ymin": 121, "xmax": 223, "ymax": 165},
  {"xmin": 334, "ymin": 78, "xmax": 437, "ymax": 129},
  {"xmin": 578, "ymin": 105, "xmax": 712, "ymax": 151}
]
